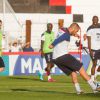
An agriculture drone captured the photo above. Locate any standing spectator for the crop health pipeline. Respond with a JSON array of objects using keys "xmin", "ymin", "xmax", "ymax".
[
  {"xmin": 87, "ymin": 16, "xmax": 100, "ymax": 82},
  {"xmin": 22, "ymin": 42, "xmax": 34, "ymax": 52},
  {"xmin": 2, "ymin": 34, "xmax": 7, "ymax": 51},
  {"xmin": 0, "ymin": 20, "xmax": 5, "ymax": 72},
  {"xmin": 41, "ymin": 23, "xmax": 55, "ymax": 82},
  {"xmin": 10, "ymin": 41, "xmax": 21, "ymax": 52}
]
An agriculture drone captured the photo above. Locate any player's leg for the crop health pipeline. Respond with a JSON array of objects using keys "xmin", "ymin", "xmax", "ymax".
[
  {"xmin": 55, "ymin": 54, "xmax": 100, "ymax": 92},
  {"xmin": 64, "ymin": 54, "xmax": 100, "ymax": 92},
  {"xmin": 37, "ymin": 70, "xmax": 43, "ymax": 80},
  {"xmin": 79, "ymin": 67, "xmax": 90, "ymax": 80},
  {"xmin": 45, "ymin": 52, "xmax": 54, "ymax": 71},
  {"xmin": 91, "ymin": 60, "xmax": 97, "ymax": 81},
  {"xmin": 0, "ymin": 57, "xmax": 5, "ymax": 72},
  {"xmin": 93, "ymin": 50, "xmax": 100, "ymax": 81},
  {"xmin": 45, "ymin": 53, "xmax": 55, "ymax": 82},
  {"xmin": 79, "ymin": 66, "xmax": 100, "ymax": 92},
  {"xmin": 97, "ymin": 66, "xmax": 100, "ymax": 72},
  {"xmin": 45, "ymin": 62, "xmax": 55, "ymax": 82},
  {"xmin": 45, "ymin": 62, "xmax": 53, "ymax": 74},
  {"xmin": 82, "ymin": 48, "xmax": 97, "ymax": 81},
  {"xmin": 53, "ymin": 58, "xmax": 83, "ymax": 94},
  {"xmin": 71, "ymin": 72, "xmax": 83, "ymax": 94}
]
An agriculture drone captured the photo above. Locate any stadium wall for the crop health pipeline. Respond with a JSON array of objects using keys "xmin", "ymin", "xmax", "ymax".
[{"xmin": 1, "ymin": 0, "xmax": 100, "ymax": 51}]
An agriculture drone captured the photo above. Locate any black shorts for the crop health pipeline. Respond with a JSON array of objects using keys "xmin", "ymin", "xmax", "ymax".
[
  {"xmin": 92, "ymin": 49, "xmax": 100, "ymax": 60},
  {"xmin": 52, "ymin": 54, "xmax": 83, "ymax": 75},
  {"xmin": 0, "ymin": 57, "xmax": 5, "ymax": 68},
  {"xmin": 44, "ymin": 52, "xmax": 53, "ymax": 63}
]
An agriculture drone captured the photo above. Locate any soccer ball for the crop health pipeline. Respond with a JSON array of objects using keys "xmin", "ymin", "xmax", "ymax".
[{"xmin": 96, "ymin": 82, "xmax": 100, "ymax": 88}]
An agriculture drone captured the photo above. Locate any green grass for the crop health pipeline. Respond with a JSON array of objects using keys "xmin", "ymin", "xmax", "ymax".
[{"xmin": 0, "ymin": 75, "xmax": 100, "ymax": 100}]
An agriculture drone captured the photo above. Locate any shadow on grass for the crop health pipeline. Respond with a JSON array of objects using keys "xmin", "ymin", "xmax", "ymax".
[
  {"xmin": 11, "ymin": 89, "xmax": 32, "ymax": 92},
  {"xmin": 8, "ymin": 76, "xmax": 47, "ymax": 82},
  {"xmin": 11, "ymin": 88, "xmax": 71, "ymax": 94},
  {"xmin": 8, "ymin": 76, "xmax": 73, "ymax": 83},
  {"xmin": 11, "ymin": 88, "xmax": 100, "ymax": 97}
]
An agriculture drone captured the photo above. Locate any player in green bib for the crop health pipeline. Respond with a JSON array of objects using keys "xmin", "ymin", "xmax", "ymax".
[
  {"xmin": 41, "ymin": 23, "xmax": 55, "ymax": 82},
  {"xmin": 0, "ymin": 20, "xmax": 5, "ymax": 72},
  {"xmin": 42, "ymin": 31, "xmax": 54, "ymax": 53}
]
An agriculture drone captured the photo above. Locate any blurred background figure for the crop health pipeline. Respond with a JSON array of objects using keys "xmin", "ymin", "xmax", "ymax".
[
  {"xmin": 82, "ymin": 34, "xmax": 88, "ymax": 48},
  {"xmin": 10, "ymin": 41, "xmax": 21, "ymax": 52},
  {"xmin": 22, "ymin": 42, "xmax": 34, "ymax": 52},
  {"xmin": 0, "ymin": 20, "xmax": 5, "ymax": 72},
  {"xmin": 41, "ymin": 23, "xmax": 55, "ymax": 82},
  {"xmin": 87, "ymin": 16, "xmax": 100, "ymax": 82},
  {"xmin": 0, "ymin": 20, "xmax": 2, "ymax": 30},
  {"xmin": 0, "ymin": 20, "xmax": 2, "ymax": 52},
  {"xmin": 2, "ymin": 34, "xmax": 8, "ymax": 52}
]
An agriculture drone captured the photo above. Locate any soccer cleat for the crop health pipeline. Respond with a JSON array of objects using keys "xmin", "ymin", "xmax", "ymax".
[
  {"xmin": 37, "ymin": 72, "xmax": 43, "ymax": 80},
  {"xmin": 39, "ymin": 74, "xmax": 43, "ymax": 80},
  {"xmin": 77, "ymin": 90, "xmax": 84, "ymax": 95},
  {"xmin": 93, "ymin": 81, "xmax": 100, "ymax": 93},
  {"xmin": 93, "ymin": 90, "xmax": 99, "ymax": 93},
  {"xmin": 40, "ymin": 76, "xmax": 43, "ymax": 80},
  {"xmin": 93, "ymin": 86, "xmax": 100, "ymax": 93},
  {"xmin": 95, "ymin": 87, "xmax": 100, "ymax": 91},
  {"xmin": 48, "ymin": 78, "xmax": 56, "ymax": 82}
]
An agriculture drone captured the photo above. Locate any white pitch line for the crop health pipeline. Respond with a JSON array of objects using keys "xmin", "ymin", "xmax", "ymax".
[{"xmin": 0, "ymin": 85, "xmax": 73, "ymax": 88}]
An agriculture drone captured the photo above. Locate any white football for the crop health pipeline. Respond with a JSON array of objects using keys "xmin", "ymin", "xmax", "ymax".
[{"xmin": 96, "ymin": 82, "xmax": 100, "ymax": 88}]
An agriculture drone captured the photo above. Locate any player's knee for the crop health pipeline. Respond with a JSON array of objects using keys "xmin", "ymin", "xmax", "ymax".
[
  {"xmin": 71, "ymin": 72, "xmax": 78, "ymax": 83},
  {"xmin": 72, "ymin": 77, "xmax": 78, "ymax": 83}
]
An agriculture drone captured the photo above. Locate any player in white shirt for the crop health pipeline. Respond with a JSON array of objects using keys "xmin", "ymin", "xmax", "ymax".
[
  {"xmin": 49, "ymin": 23, "xmax": 100, "ymax": 94},
  {"xmin": 87, "ymin": 16, "xmax": 100, "ymax": 82}
]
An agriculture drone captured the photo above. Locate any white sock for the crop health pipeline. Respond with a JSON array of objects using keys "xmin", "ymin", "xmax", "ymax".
[
  {"xmin": 87, "ymin": 79, "xmax": 96, "ymax": 90},
  {"xmin": 74, "ymin": 83, "xmax": 81, "ymax": 92},
  {"xmin": 95, "ymin": 73, "xmax": 97, "ymax": 79},
  {"xmin": 48, "ymin": 75, "xmax": 51, "ymax": 80},
  {"xmin": 39, "ymin": 70, "xmax": 43, "ymax": 75},
  {"xmin": 91, "ymin": 75, "xmax": 95, "ymax": 81}
]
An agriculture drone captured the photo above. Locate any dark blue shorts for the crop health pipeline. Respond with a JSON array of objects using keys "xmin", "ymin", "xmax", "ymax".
[
  {"xmin": 44, "ymin": 52, "xmax": 53, "ymax": 63},
  {"xmin": 92, "ymin": 50, "xmax": 100, "ymax": 60},
  {"xmin": 52, "ymin": 54, "xmax": 83, "ymax": 75}
]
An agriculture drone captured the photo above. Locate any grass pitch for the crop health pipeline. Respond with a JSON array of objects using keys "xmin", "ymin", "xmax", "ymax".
[{"xmin": 0, "ymin": 75, "xmax": 100, "ymax": 100}]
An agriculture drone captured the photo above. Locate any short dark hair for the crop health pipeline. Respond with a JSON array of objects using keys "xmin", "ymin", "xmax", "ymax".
[
  {"xmin": 47, "ymin": 23, "xmax": 53, "ymax": 27},
  {"xmin": 92, "ymin": 16, "xmax": 98, "ymax": 20},
  {"xmin": 0, "ymin": 20, "xmax": 2, "ymax": 23},
  {"xmin": 70, "ymin": 23, "xmax": 80, "ymax": 29}
]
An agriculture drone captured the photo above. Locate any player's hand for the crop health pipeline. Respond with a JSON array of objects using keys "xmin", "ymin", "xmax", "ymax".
[
  {"xmin": 40, "ymin": 50, "xmax": 44, "ymax": 58},
  {"xmin": 49, "ymin": 45, "xmax": 54, "ymax": 49}
]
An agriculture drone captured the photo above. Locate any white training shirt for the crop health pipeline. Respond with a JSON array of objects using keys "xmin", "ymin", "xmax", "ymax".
[
  {"xmin": 87, "ymin": 26, "xmax": 100, "ymax": 50},
  {"xmin": 53, "ymin": 28, "xmax": 70, "ymax": 59}
]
